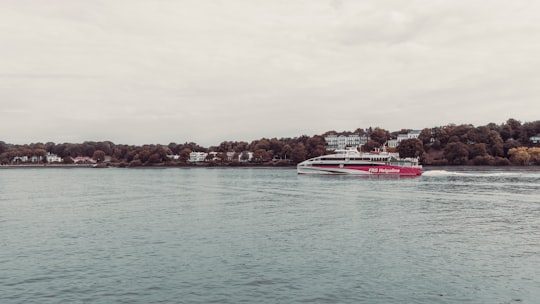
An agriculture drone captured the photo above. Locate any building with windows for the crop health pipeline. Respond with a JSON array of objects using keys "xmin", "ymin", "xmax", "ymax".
[
  {"xmin": 407, "ymin": 130, "xmax": 421, "ymax": 140},
  {"xmin": 387, "ymin": 130, "xmax": 422, "ymax": 148},
  {"xmin": 387, "ymin": 139, "xmax": 398, "ymax": 148},
  {"xmin": 325, "ymin": 134, "xmax": 368, "ymax": 150},
  {"xmin": 188, "ymin": 152, "xmax": 208, "ymax": 162},
  {"xmin": 12, "ymin": 156, "xmax": 29, "ymax": 163},
  {"xmin": 46, "ymin": 152, "xmax": 62, "ymax": 163},
  {"xmin": 188, "ymin": 151, "xmax": 253, "ymax": 162}
]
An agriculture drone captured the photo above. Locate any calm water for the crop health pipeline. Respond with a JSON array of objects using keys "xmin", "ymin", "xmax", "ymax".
[{"xmin": 1, "ymin": 167, "xmax": 539, "ymax": 303}]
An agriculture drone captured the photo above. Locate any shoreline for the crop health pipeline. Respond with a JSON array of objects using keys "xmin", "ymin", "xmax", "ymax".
[
  {"xmin": 0, "ymin": 163, "xmax": 297, "ymax": 169},
  {"xmin": 1, "ymin": 164, "xmax": 539, "ymax": 170},
  {"xmin": 0, "ymin": 164, "xmax": 95, "ymax": 168}
]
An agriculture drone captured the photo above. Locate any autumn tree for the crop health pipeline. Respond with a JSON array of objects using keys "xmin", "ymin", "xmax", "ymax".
[
  {"xmin": 96, "ymin": 141, "xmax": 113, "ymax": 156},
  {"xmin": 280, "ymin": 144, "xmax": 292, "ymax": 160},
  {"xmin": 469, "ymin": 143, "xmax": 488, "ymax": 159},
  {"xmin": 397, "ymin": 139, "xmax": 424, "ymax": 158},
  {"xmin": 508, "ymin": 147, "xmax": 530, "ymax": 165},
  {"xmin": 370, "ymin": 128, "xmax": 388, "ymax": 146},
  {"xmin": 528, "ymin": 147, "xmax": 540, "ymax": 165},
  {"xmin": 419, "ymin": 128, "xmax": 432, "ymax": 145},
  {"xmin": 521, "ymin": 121, "xmax": 540, "ymax": 144},
  {"xmin": 362, "ymin": 140, "xmax": 377, "ymax": 152},
  {"xmin": 290, "ymin": 143, "xmax": 307, "ymax": 163},
  {"xmin": 306, "ymin": 136, "xmax": 327, "ymax": 158},
  {"xmin": 444, "ymin": 142, "xmax": 469, "ymax": 165},
  {"xmin": 136, "ymin": 149, "xmax": 151, "ymax": 164},
  {"xmin": 252, "ymin": 149, "xmax": 271, "ymax": 162},
  {"xmin": 34, "ymin": 148, "xmax": 47, "ymax": 163},
  {"xmin": 0, "ymin": 141, "xmax": 7, "ymax": 155},
  {"xmin": 179, "ymin": 148, "xmax": 192, "ymax": 162},
  {"xmin": 506, "ymin": 118, "xmax": 522, "ymax": 140},
  {"xmin": 93, "ymin": 150, "xmax": 106, "ymax": 163},
  {"xmin": 499, "ymin": 124, "xmax": 513, "ymax": 141}
]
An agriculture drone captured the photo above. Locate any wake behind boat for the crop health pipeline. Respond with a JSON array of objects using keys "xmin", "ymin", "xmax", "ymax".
[{"xmin": 297, "ymin": 148, "xmax": 422, "ymax": 176}]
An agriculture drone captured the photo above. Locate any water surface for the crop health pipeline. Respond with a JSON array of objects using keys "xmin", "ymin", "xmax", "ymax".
[{"xmin": 1, "ymin": 167, "xmax": 539, "ymax": 303}]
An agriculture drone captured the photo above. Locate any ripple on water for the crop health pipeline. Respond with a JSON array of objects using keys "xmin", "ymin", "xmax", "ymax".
[{"xmin": 1, "ymin": 168, "xmax": 539, "ymax": 303}]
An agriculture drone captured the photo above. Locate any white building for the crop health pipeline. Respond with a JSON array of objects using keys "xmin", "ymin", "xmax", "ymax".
[
  {"xmin": 226, "ymin": 152, "xmax": 236, "ymax": 161},
  {"xmin": 397, "ymin": 134, "xmax": 409, "ymax": 143},
  {"xmin": 188, "ymin": 151, "xmax": 254, "ymax": 162},
  {"xmin": 387, "ymin": 130, "xmax": 422, "ymax": 148},
  {"xmin": 325, "ymin": 134, "xmax": 368, "ymax": 150},
  {"xmin": 238, "ymin": 151, "xmax": 253, "ymax": 162},
  {"xmin": 12, "ymin": 156, "xmax": 29, "ymax": 163},
  {"xmin": 407, "ymin": 130, "xmax": 421, "ymax": 140},
  {"xmin": 72, "ymin": 156, "xmax": 96, "ymax": 164},
  {"xmin": 30, "ymin": 155, "xmax": 43, "ymax": 163},
  {"xmin": 531, "ymin": 134, "xmax": 540, "ymax": 144},
  {"xmin": 188, "ymin": 152, "xmax": 208, "ymax": 162},
  {"xmin": 387, "ymin": 139, "xmax": 398, "ymax": 148},
  {"xmin": 46, "ymin": 152, "xmax": 62, "ymax": 163}
]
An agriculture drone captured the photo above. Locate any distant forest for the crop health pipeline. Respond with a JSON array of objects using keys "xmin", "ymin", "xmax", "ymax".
[{"xmin": 1, "ymin": 118, "xmax": 539, "ymax": 166}]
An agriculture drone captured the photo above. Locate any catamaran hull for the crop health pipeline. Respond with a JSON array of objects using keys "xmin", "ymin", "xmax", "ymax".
[{"xmin": 297, "ymin": 165, "xmax": 422, "ymax": 176}]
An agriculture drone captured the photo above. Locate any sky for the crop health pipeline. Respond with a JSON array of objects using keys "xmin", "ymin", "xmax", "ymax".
[{"xmin": 1, "ymin": 0, "xmax": 540, "ymax": 146}]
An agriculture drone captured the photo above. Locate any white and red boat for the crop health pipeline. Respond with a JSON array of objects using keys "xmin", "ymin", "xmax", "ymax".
[{"xmin": 297, "ymin": 148, "xmax": 422, "ymax": 176}]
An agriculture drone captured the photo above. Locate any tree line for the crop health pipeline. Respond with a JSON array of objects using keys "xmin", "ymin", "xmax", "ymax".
[
  {"xmin": 1, "ymin": 118, "xmax": 539, "ymax": 166},
  {"xmin": 395, "ymin": 118, "xmax": 540, "ymax": 165},
  {"xmin": 0, "ymin": 136, "xmax": 327, "ymax": 167}
]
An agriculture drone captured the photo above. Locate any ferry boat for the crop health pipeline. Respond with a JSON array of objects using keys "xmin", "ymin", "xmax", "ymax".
[{"xmin": 297, "ymin": 148, "xmax": 422, "ymax": 176}]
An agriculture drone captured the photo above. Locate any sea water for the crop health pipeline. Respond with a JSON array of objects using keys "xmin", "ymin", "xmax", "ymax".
[{"xmin": 1, "ymin": 167, "xmax": 539, "ymax": 303}]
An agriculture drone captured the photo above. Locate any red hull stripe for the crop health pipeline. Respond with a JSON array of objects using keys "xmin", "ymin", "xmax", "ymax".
[{"xmin": 312, "ymin": 165, "xmax": 422, "ymax": 175}]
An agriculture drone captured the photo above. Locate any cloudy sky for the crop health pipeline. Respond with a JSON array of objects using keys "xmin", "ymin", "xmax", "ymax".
[{"xmin": 2, "ymin": 0, "xmax": 539, "ymax": 146}]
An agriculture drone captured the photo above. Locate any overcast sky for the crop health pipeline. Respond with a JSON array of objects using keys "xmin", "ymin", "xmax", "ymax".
[{"xmin": 1, "ymin": 0, "xmax": 539, "ymax": 146}]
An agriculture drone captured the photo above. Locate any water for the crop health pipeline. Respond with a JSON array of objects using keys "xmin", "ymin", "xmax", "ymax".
[{"xmin": 1, "ymin": 167, "xmax": 539, "ymax": 303}]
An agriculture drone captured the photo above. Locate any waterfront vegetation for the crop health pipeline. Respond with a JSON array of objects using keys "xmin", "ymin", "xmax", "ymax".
[{"xmin": 1, "ymin": 118, "xmax": 539, "ymax": 167}]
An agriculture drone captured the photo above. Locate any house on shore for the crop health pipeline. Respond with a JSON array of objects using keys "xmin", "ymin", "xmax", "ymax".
[
  {"xmin": 46, "ymin": 152, "xmax": 62, "ymax": 163},
  {"xmin": 188, "ymin": 151, "xmax": 254, "ymax": 163},
  {"xmin": 189, "ymin": 152, "xmax": 207, "ymax": 162},
  {"xmin": 72, "ymin": 156, "xmax": 96, "ymax": 164},
  {"xmin": 387, "ymin": 130, "xmax": 422, "ymax": 148}
]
